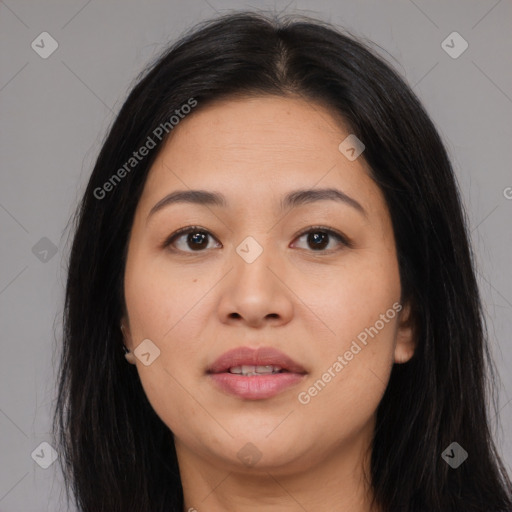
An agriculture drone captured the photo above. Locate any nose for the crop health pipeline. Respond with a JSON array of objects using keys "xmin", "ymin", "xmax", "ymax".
[{"xmin": 216, "ymin": 239, "xmax": 294, "ymax": 328}]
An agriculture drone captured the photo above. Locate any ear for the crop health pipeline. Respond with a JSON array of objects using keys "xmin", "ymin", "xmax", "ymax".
[
  {"xmin": 120, "ymin": 318, "xmax": 137, "ymax": 365},
  {"xmin": 394, "ymin": 301, "xmax": 416, "ymax": 364}
]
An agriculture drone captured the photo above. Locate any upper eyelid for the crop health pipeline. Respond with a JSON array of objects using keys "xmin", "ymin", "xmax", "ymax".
[{"xmin": 164, "ymin": 225, "xmax": 351, "ymax": 250}]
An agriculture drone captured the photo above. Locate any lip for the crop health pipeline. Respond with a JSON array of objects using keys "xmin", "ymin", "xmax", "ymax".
[
  {"xmin": 207, "ymin": 346, "xmax": 307, "ymax": 400},
  {"xmin": 207, "ymin": 346, "xmax": 306, "ymax": 374}
]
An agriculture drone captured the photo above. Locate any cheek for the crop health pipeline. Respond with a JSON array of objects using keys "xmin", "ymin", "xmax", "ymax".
[
  {"xmin": 292, "ymin": 247, "xmax": 401, "ymax": 346},
  {"xmin": 296, "ymin": 308, "xmax": 399, "ymax": 438},
  {"xmin": 124, "ymin": 248, "xmax": 210, "ymax": 342},
  {"xmin": 123, "ymin": 247, "xmax": 220, "ymax": 397},
  {"xmin": 292, "ymin": 250, "xmax": 400, "ymax": 408},
  {"xmin": 123, "ymin": 256, "xmax": 204, "ymax": 432}
]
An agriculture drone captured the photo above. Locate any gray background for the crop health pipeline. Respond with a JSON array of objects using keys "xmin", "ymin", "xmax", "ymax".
[{"xmin": 0, "ymin": 0, "xmax": 511, "ymax": 510}]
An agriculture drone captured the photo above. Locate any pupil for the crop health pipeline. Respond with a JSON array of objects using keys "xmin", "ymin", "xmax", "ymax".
[
  {"xmin": 185, "ymin": 231, "xmax": 329, "ymax": 251},
  {"xmin": 309, "ymin": 232, "xmax": 328, "ymax": 250},
  {"xmin": 188, "ymin": 232, "xmax": 208, "ymax": 250}
]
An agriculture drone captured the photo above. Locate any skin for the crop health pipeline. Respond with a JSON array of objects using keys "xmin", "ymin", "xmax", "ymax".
[{"xmin": 121, "ymin": 95, "xmax": 416, "ymax": 512}]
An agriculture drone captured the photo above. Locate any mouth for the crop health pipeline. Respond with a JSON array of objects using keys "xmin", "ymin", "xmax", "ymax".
[
  {"xmin": 207, "ymin": 346, "xmax": 307, "ymax": 400},
  {"xmin": 207, "ymin": 346, "xmax": 307, "ymax": 374},
  {"xmin": 224, "ymin": 364, "xmax": 286, "ymax": 376}
]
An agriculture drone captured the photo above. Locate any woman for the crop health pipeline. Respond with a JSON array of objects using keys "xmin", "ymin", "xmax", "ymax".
[{"xmin": 53, "ymin": 11, "xmax": 512, "ymax": 512}]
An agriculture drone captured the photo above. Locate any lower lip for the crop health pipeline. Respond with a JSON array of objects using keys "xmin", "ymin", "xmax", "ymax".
[{"xmin": 208, "ymin": 372, "xmax": 306, "ymax": 400}]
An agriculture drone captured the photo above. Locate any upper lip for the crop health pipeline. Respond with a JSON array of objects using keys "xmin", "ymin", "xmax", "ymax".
[{"xmin": 207, "ymin": 346, "xmax": 307, "ymax": 374}]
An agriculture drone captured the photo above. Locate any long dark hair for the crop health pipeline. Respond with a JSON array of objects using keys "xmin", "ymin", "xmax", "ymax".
[{"xmin": 52, "ymin": 11, "xmax": 512, "ymax": 512}]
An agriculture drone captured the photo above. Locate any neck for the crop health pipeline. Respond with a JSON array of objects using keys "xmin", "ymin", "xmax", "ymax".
[{"xmin": 177, "ymin": 425, "xmax": 380, "ymax": 512}]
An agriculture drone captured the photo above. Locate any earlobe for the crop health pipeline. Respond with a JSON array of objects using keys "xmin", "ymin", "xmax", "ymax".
[
  {"xmin": 394, "ymin": 302, "xmax": 416, "ymax": 364},
  {"xmin": 120, "ymin": 320, "xmax": 137, "ymax": 365},
  {"xmin": 124, "ymin": 349, "xmax": 137, "ymax": 365}
]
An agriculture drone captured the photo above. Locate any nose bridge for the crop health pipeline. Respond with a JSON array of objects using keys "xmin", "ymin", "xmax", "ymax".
[
  {"xmin": 233, "ymin": 233, "xmax": 277, "ymax": 288},
  {"xmin": 217, "ymin": 231, "xmax": 293, "ymax": 326}
]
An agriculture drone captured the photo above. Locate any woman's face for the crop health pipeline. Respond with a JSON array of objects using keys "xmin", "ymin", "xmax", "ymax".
[{"xmin": 122, "ymin": 95, "xmax": 414, "ymax": 475}]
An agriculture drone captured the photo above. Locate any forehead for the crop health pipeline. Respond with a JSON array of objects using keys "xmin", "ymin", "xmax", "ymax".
[
  {"xmin": 166, "ymin": 95, "xmax": 351, "ymax": 156},
  {"xmin": 137, "ymin": 95, "xmax": 383, "ymax": 219}
]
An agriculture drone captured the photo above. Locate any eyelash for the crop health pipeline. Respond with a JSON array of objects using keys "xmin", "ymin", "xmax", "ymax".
[{"xmin": 161, "ymin": 225, "xmax": 353, "ymax": 254}]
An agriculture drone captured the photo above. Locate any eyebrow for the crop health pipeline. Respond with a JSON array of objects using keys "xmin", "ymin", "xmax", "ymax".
[{"xmin": 147, "ymin": 187, "xmax": 366, "ymax": 221}]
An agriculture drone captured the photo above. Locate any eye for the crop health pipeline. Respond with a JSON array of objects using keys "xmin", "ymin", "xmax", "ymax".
[
  {"xmin": 291, "ymin": 226, "xmax": 351, "ymax": 252},
  {"xmin": 162, "ymin": 226, "xmax": 221, "ymax": 253},
  {"xmin": 162, "ymin": 225, "xmax": 352, "ymax": 254}
]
